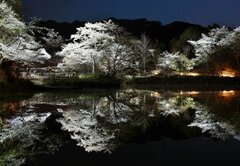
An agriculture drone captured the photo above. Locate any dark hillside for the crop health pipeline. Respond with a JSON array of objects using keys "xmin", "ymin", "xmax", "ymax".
[{"xmin": 36, "ymin": 18, "xmax": 206, "ymax": 50}]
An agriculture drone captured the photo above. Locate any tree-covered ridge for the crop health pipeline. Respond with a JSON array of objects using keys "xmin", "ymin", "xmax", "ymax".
[{"xmin": 36, "ymin": 18, "xmax": 206, "ymax": 51}]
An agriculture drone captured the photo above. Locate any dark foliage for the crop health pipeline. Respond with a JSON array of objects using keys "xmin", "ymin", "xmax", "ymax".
[
  {"xmin": 36, "ymin": 18, "xmax": 206, "ymax": 50},
  {"xmin": 127, "ymin": 75, "xmax": 240, "ymax": 90}
]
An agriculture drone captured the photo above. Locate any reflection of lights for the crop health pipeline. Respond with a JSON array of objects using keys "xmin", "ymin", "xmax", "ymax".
[
  {"xmin": 187, "ymin": 91, "xmax": 200, "ymax": 95},
  {"xmin": 179, "ymin": 72, "xmax": 200, "ymax": 77},
  {"xmin": 220, "ymin": 70, "xmax": 235, "ymax": 77},
  {"xmin": 150, "ymin": 92, "xmax": 160, "ymax": 97},
  {"xmin": 3, "ymin": 102, "xmax": 19, "ymax": 112},
  {"xmin": 219, "ymin": 90, "xmax": 235, "ymax": 97},
  {"xmin": 187, "ymin": 72, "xmax": 200, "ymax": 76},
  {"xmin": 179, "ymin": 91, "xmax": 200, "ymax": 95}
]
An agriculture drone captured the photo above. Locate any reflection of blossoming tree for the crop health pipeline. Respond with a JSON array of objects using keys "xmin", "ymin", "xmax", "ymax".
[
  {"xmin": 0, "ymin": 112, "xmax": 66, "ymax": 165},
  {"xmin": 6, "ymin": 90, "xmax": 240, "ymax": 157},
  {"xmin": 156, "ymin": 95, "xmax": 198, "ymax": 116},
  {"xmin": 188, "ymin": 109, "xmax": 239, "ymax": 140},
  {"xmin": 96, "ymin": 96, "xmax": 133, "ymax": 124},
  {"xmin": 150, "ymin": 91, "xmax": 240, "ymax": 140},
  {"xmin": 56, "ymin": 91, "xmax": 148, "ymax": 153},
  {"xmin": 57, "ymin": 108, "xmax": 117, "ymax": 153},
  {"xmin": 56, "ymin": 90, "xmax": 240, "ymax": 154}
]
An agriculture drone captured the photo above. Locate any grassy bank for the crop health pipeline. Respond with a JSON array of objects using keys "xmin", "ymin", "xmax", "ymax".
[
  {"xmin": 2, "ymin": 74, "xmax": 240, "ymax": 91},
  {"xmin": 126, "ymin": 75, "xmax": 240, "ymax": 90},
  {"xmin": 0, "ymin": 74, "xmax": 121, "ymax": 91},
  {"xmin": 0, "ymin": 78, "xmax": 37, "ymax": 91},
  {"xmin": 42, "ymin": 74, "xmax": 121, "ymax": 89}
]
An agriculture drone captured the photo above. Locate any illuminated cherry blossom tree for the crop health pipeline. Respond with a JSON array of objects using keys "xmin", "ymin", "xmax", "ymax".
[
  {"xmin": 0, "ymin": 1, "xmax": 51, "ymax": 65},
  {"xmin": 188, "ymin": 26, "xmax": 240, "ymax": 64},
  {"xmin": 157, "ymin": 51, "xmax": 194, "ymax": 73},
  {"xmin": 99, "ymin": 43, "xmax": 133, "ymax": 76},
  {"xmin": 58, "ymin": 20, "xmax": 116, "ymax": 73},
  {"xmin": 27, "ymin": 19, "xmax": 64, "ymax": 51}
]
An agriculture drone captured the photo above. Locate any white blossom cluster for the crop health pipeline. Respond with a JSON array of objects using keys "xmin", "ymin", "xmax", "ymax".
[
  {"xmin": 57, "ymin": 108, "xmax": 116, "ymax": 153},
  {"xmin": 58, "ymin": 20, "xmax": 116, "ymax": 67},
  {"xmin": 0, "ymin": 1, "xmax": 51, "ymax": 64},
  {"xmin": 57, "ymin": 20, "xmax": 134, "ymax": 75},
  {"xmin": 189, "ymin": 26, "xmax": 240, "ymax": 64}
]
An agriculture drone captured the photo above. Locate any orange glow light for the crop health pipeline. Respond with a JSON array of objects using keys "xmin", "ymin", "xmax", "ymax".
[
  {"xmin": 220, "ymin": 90, "xmax": 235, "ymax": 97},
  {"xmin": 220, "ymin": 69, "xmax": 235, "ymax": 77}
]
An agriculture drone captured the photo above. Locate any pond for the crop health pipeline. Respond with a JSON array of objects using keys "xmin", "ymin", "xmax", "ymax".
[{"xmin": 0, "ymin": 89, "xmax": 240, "ymax": 165}]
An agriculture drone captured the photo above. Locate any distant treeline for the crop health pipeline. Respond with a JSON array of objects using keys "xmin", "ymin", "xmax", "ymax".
[{"xmin": 36, "ymin": 18, "xmax": 207, "ymax": 51}]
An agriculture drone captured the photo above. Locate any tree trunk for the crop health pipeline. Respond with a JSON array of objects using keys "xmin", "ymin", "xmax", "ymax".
[
  {"xmin": 113, "ymin": 60, "xmax": 116, "ymax": 76},
  {"xmin": 92, "ymin": 63, "xmax": 95, "ymax": 74},
  {"xmin": 143, "ymin": 56, "xmax": 146, "ymax": 74},
  {"xmin": 92, "ymin": 98, "xmax": 96, "ymax": 115},
  {"xmin": 235, "ymin": 54, "xmax": 240, "ymax": 65},
  {"xmin": 108, "ymin": 59, "xmax": 111, "ymax": 75},
  {"xmin": 91, "ymin": 55, "xmax": 96, "ymax": 74},
  {"xmin": 0, "ymin": 55, "xmax": 4, "ymax": 67}
]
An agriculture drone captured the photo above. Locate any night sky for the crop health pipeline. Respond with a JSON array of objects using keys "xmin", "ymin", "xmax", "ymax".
[{"xmin": 22, "ymin": 0, "xmax": 240, "ymax": 27}]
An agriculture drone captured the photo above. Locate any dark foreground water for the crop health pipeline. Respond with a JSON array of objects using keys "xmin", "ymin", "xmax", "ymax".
[{"xmin": 1, "ymin": 89, "xmax": 240, "ymax": 165}]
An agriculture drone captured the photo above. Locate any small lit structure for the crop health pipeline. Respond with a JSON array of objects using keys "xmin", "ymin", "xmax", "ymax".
[
  {"xmin": 219, "ymin": 69, "xmax": 236, "ymax": 77},
  {"xmin": 219, "ymin": 90, "xmax": 235, "ymax": 98},
  {"xmin": 186, "ymin": 91, "xmax": 200, "ymax": 95},
  {"xmin": 150, "ymin": 69, "xmax": 161, "ymax": 76},
  {"xmin": 179, "ymin": 91, "xmax": 200, "ymax": 95},
  {"xmin": 179, "ymin": 72, "xmax": 200, "ymax": 77},
  {"xmin": 186, "ymin": 72, "xmax": 200, "ymax": 76},
  {"xmin": 150, "ymin": 92, "xmax": 160, "ymax": 98}
]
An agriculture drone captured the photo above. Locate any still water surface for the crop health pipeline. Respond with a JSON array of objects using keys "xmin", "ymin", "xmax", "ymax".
[{"xmin": 1, "ymin": 89, "xmax": 240, "ymax": 165}]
